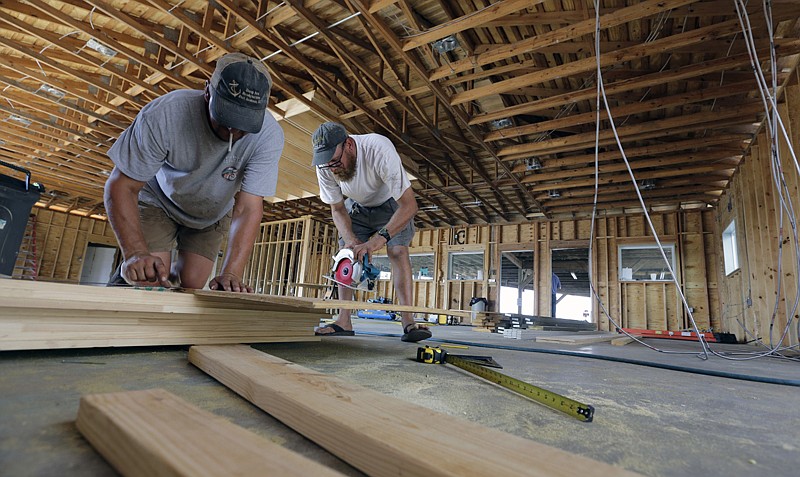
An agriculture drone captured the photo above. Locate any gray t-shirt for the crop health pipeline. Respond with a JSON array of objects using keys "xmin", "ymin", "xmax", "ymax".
[{"xmin": 108, "ymin": 89, "xmax": 283, "ymax": 229}]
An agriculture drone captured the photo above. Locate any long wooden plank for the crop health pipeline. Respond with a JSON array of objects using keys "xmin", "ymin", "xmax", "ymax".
[
  {"xmin": 0, "ymin": 279, "xmax": 322, "ymax": 350},
  {"xmin": 535, "ymin": 333, "xmax": 619, "ymax": 345},
  {"xmin": 76, "ymin": 388, "xmax": 346, "ymax": 477},
  {"xmin": 0, "ymin": 279, "xmax": 318, "ymax": 313},
  {"xmin": 189, "ymin": 345, "xmax": 642, "ymax": 477},
  {"xmin": 309, "ymin": 299, "xmax": 473, "ymax": 318},
  {"xmin": 191, "ymin": 289, "xmax": 474, "ymax": 318}
]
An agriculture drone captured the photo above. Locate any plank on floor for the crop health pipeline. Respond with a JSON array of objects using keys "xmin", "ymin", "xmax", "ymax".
[
  {"xmin": 76, "ymin": 388, "xmax": 346, "ymax": 477},
  {"xmin": 189, "ymin": 344, "xmax": 642, "ymax": 477},
  {"xmin": 535, "ymin": 333, "xmax": 620, "ymax": 345}
]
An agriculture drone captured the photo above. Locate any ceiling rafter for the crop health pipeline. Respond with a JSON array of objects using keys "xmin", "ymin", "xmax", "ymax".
[
  {"xmin": 429, "ymin": 0, "xmax": 700, "ymax": 81},
  {"xmin": 214, "ymin": 0, "xmax": 491, "ymax": 224},
  {"xmin": 450, "ymin": 7, "xmax": 800, "ymax": 106},
  {"xmin": 291, "ymin": 0, "xmax": 511, "ymax": 221},
  {"xmin": 1, "ymin": 0, "xmax": 799, "ymax": 222},
  {"xmin": 501, "ymin": 102, "xmax": 764, "ymax": 158},
  {"xmin": 345, "ymin": 0, "xmax": 539, "ymax": 218}
]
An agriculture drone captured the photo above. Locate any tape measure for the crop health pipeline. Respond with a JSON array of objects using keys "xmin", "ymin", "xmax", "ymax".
[{"xmin": 416, "ymin": 346, "xmax": 594, "ymax": 422}]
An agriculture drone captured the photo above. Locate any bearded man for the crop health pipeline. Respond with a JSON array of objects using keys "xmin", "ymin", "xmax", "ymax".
[{"xmin": 311, "ymin": 122, "xmax": 430, "ymax": 342}]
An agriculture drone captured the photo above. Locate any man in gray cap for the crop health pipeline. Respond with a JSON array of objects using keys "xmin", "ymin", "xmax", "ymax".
[
  {"xmin": 312, "ymin": 122, "xmax": 431, "ymax": 342},
  {"xmin": 104, "ymin": 52, "xmax": 284, "ymax": 291}
]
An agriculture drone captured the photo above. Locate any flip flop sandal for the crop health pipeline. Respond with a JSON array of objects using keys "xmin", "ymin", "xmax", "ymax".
[
  {"xmin": 315, "ymin": 323, "xmax": 355, "ymax": 336},
  {"xmin": 401, "ymin": 323, "xmax": 432, "ymax": 342}
]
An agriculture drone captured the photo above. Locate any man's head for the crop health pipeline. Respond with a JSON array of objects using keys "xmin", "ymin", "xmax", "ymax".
[
  {"xmin": 207, "ymin": 53, "xmax": 272, "ymax": 134},
  {"xmin": 312, "ymin": 122, "xmax": 356, "ymax": 181},
  {"xmin": 312, "ymin": 122, "xmax": 348, "ymax": 166}
]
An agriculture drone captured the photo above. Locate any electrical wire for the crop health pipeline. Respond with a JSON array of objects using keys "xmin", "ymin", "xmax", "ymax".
[
  {"xmin": 585, "ymin": 0, "xmax": 800, "ymax": 362},
  {"xmin": 588, "ymin": 0, "xmax": 711, "ymax": 359},
  {"xmin": 731, "ymin": 0, "xmax": 800, "ymax": 358},
  {"xmin": 352, "ymin": 331, "xmax": 800, "ymax": 387}
]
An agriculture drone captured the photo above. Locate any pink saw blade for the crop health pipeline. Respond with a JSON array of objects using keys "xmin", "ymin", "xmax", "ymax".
[{"xmin": 333, "ymin": 258, "xmax": 354, "ymax": 286}]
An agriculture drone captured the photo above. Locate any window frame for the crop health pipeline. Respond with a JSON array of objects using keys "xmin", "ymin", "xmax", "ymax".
[
  {"xmin": 618, "ymin": 243, "xmax": 676, "ymax": 282},
  {"xmin": 370, "ymin": 253, "xmax": 436, "ymax": 281},
  {"xmin": 447, "ymin": 250, "xmax": 484, "ymax": 281},
  {"xmin": 722, "ymin": 221, "xmax": 740, "ymax": 276}
]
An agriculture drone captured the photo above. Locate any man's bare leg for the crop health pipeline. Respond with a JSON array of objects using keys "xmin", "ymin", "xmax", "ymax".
[
  {"xmin": 388, "ymin": 245, "xmax": 429, "ymax": 333},
  {"xmin": 174, "ymin": 251, "xmax": 214, "ymax": 289},
  {"xmin": 316, "ymin": 284, "xmax": 354, "ymax": 334}
]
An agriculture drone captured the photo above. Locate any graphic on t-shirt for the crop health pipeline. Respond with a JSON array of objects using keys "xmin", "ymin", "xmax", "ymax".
[{"xmin": 221, "ymin": 166, "xmax": 238, "ymax": 181}]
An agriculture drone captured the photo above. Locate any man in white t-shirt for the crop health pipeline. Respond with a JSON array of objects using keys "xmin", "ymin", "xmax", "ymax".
[
  {"xmin": 104, "ymin": 53, "xmax": 284, "ymax": 292},
  {"xmin": 312, "ymin": 122, "xmax": 431, "ymax": 342}
]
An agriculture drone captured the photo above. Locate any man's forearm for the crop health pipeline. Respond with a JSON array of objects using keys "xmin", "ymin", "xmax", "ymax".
[
  {"xmin": 219, "ymin": 194, "xmax": 263, "ymax": 278},
  {"xmin": 331, "ymin": 204, "xmax": 356, "ymax": 244},
  {"xmin": 104, "ymin": 172, "xmax": 148, "ymax": 259}
]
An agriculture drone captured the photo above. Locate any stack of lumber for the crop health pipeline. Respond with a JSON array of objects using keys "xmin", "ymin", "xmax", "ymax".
[
  {"xmin": 476, "ymin": 312, "xmax": 596, "ymax": 333},
  {"xmin": 0, "ymin": 279, "xmax": 325, "ymax": 351},
  {"xmin": 474, "ymin": 311, "xmax": 507, "ymax": 330}
]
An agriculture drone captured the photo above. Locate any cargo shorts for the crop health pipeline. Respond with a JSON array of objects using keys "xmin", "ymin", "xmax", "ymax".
[
  {"xmin": 339, "ymin": 198, "xmax": 415, "ymax": 247},
  {"xmin": 139, "ymin": 202, "xmax": 231, "ymax": 261}
]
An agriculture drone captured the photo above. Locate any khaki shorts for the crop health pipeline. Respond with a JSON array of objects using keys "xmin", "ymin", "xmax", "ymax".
[{"xmin": 139, "ymin": 203, "xmax": 231, "ymax": 261}]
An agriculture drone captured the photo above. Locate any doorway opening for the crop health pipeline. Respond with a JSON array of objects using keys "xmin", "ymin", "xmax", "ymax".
[
  {"xmin": 552, "ymin": 247, "xmax": 592, "ymax": 321},
  {"xmin": 80, "ymin": 243, "xmax": 118, "ymax": 286},
  {"xmin": 499, "ymin": 250, "xmax": 534, "ymax": 315}
]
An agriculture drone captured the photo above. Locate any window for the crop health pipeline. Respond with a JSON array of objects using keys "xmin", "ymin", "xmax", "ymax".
[
  {"xmin": 722, "ymin": 221, "xmax": 739, "ymax": 275},
  {"xmin": 618, "ymin": 244, "xmax": 675, "ymax": 281},
  {"xmin": 448, "ymin": 251, "xmax": 484, "ymax": 280},
  {"xmin": 370, "ymin": 254, "xmax": 435, "ymax": 281},
  {"xmin": 410, "ymin": 253, "xmax": 434, "ymax": 280},
  {"xmin": 371, "ymin": 255, "xmax": 392, "ymax": 280}
]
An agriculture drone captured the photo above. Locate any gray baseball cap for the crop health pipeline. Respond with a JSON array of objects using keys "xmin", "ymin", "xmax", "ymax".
[
  {"xmin": 311, "ymin": 122, "xmax": 348, "ymax": 166},
  {"xmin": 209, "ymin": 53, "xmax": 272, "ymax": 133}
]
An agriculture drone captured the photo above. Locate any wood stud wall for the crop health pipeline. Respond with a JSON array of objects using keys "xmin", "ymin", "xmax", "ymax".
[
  {"xmin": 12, "ymin": 208, "xmax": 117, "ymax": 282},
  {"xmin": 242, "ymin": 216, "xmax": 338, "ymax": 299},
  {"xmin": 15, "ymin": 206, "xmax": 724, "ymax": 334},
  {"xmin": 715, "ymin": 73, "xmax": 800, "ymax": 347}
]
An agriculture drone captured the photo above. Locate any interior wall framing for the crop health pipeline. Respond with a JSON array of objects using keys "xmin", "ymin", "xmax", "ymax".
[
  {"xmin": 240, "ymin": 215, "xmax": 338, "ymax": 299},
  {"xmin": 17, "ymin": 205, "xmax": 727, "ymax": 335},
  {"xmin": 715, "ymin": 72, "xmax": 800, "ymax": 348},
  {"xmin": 13, "ymin": 208, "xmax": 118, "ymax": 283},
  {"xmin": 266, "ymin": 213, "xmax": 722, "ymax": 329}
]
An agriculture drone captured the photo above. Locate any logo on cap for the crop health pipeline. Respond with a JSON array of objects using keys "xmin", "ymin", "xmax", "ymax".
[
  {"xmin": 227, "ymin": 80, "xmax": 241, "ymax": 97},
  {"xmin": 209, "ymin": 53, "xmax": 272, "ymax": 134}
]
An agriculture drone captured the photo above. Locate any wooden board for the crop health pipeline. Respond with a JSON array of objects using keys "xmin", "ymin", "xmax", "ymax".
[
  {"xmin": 611, "ymin": 336, "xmax": 640, "ymax": 346},
  {"xmin": 191, "ymin": 289, "xmax": 473, "ymax": 318},
  {"xmin": 76, "ymin": 388, "xmax": 345, "ymax": 477},
  {"xmin": 0, "ymin": 279, "xmax": 322, "ymax": 350},
  {"xmin": 189, "ymin": 344, "xmax": 642, "ymax": 477},
  {"xmin": 535, "ymin": 333, "xmax": 620, "ymax": 345}
]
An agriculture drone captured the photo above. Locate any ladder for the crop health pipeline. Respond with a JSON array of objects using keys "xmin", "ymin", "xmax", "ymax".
[{"xmin": 12, "ymin": 214, "xmax": 38, "ymax": 280}]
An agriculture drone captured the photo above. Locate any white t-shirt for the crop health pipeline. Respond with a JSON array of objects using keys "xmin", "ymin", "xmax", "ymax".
[{"xmin": 316, "ymin": 134, "xmax": 411, "ymax": 207}]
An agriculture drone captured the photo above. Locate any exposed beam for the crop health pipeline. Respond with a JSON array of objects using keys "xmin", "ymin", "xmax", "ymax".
[{"xmin": 401, "ymin": 0, "xmax": 537, "ymax": 52}]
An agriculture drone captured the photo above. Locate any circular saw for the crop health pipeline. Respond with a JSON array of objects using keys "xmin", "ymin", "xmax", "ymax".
[{"xmin": 324, "ymin": 249, "xmax": 380, "ymax": 292}]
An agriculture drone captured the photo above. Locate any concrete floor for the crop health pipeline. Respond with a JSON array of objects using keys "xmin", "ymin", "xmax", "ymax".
[{"xmin": 1, "ymin": 318, "xmax": 799, "ymax": 476}]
